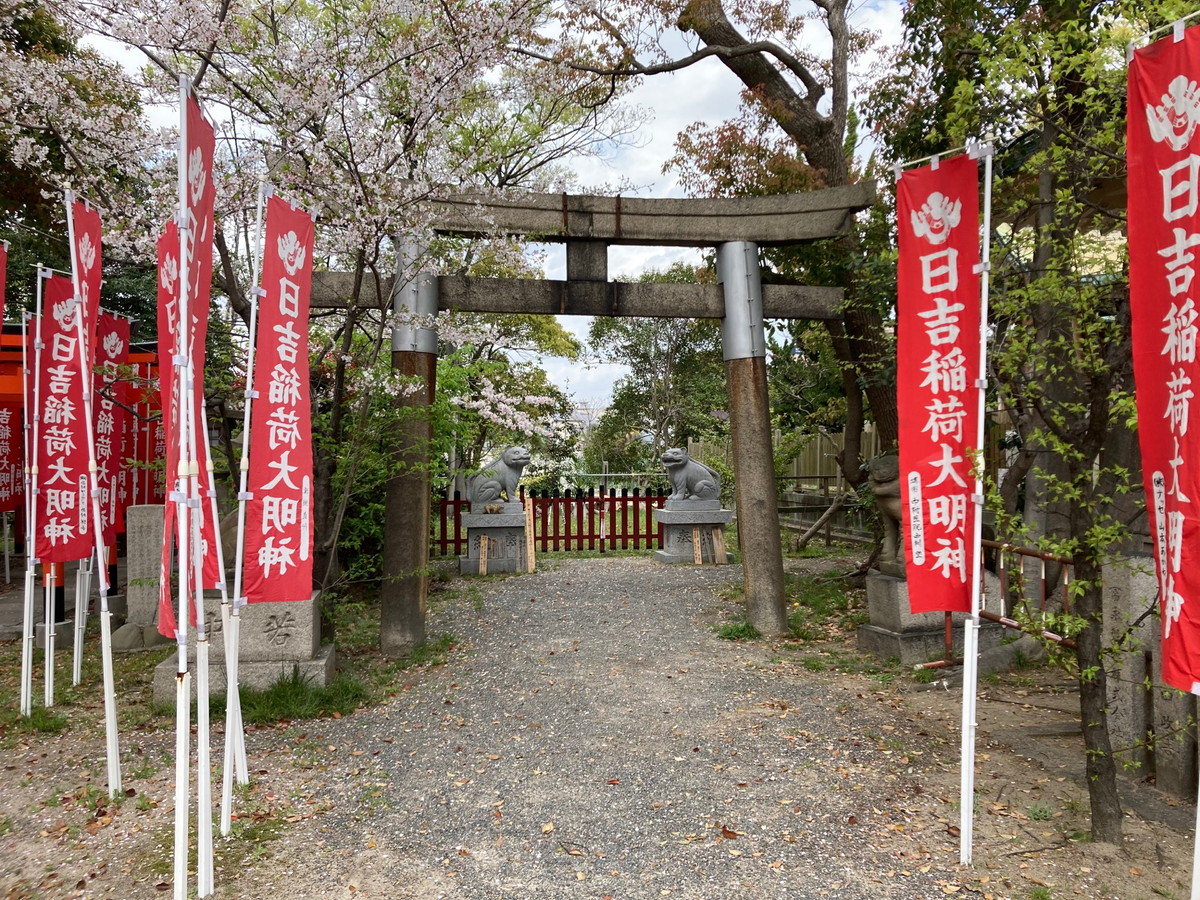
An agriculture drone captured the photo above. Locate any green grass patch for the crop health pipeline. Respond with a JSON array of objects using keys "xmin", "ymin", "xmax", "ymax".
[
  {"xmin": 716, "ymin": 620, "xmax": 761, "ymax": 642},
  {"xmin": 784, "ymin": 573, "xmax": 867, "ymax": 641},
  {"xmin": 323, "ymin": 590, "xmax": 380, "ymax": 654},
  {"xmin": 207, "ymin": 667, "xmax": 369, "ymax": 724}
]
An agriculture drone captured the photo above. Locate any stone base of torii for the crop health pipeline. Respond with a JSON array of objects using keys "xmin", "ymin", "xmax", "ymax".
[{"xmin": 310, "ymin": 182, "xmax": 876, "ymax": 651}]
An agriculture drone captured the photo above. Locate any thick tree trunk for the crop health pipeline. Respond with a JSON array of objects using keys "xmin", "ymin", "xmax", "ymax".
[{"xmin": 1071, "ymin": 552, "xmax": 1124, "ymax": 843}]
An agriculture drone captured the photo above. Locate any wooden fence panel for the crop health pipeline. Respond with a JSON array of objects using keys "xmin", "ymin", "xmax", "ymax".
[{"xmin": 433, "ymin": 489, "xmax": 667, "ymax": 556}]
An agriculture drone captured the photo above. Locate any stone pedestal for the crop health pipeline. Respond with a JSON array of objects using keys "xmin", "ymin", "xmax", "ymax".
[
  {"xmin": 153, "ymin": 590, "xmax": 335, "ymax": 706},
  {"xmin": 653, "ymin": 500, "xmax": 733, "ymax": 565},
  {"xmin": 459, "ymin": 502, "xmax": 528, "ymax": 575},
  {"xmin": 856, "ymin": 571, "xmax": 1002, "ymax": 665}
]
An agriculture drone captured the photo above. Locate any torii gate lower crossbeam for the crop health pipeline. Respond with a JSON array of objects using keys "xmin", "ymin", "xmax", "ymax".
[{"xmin": 377, "ymin": 183, "xmax": 875, "ymax": 654}]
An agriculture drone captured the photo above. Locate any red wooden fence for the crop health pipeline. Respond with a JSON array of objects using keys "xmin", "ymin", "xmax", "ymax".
[{"xmin": 433, "ymin": 488, "xmax": 667, "ymax": 557}]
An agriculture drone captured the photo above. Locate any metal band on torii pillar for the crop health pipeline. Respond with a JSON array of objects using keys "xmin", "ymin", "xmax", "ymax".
[
  {"xmin": 717, "ymin": 241, "xmax": 788, "ymax": 636},
  {"xmin": 382, "ymin": 240, "xmax": 436, "ymax": 655}
]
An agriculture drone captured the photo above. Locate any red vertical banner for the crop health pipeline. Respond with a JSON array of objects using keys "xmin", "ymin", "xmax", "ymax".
[
  {"xmin": 156, "ymin": 220, "xmax": 184, "ymax": 635},
  {"xmin": 1129, "ymin": 28, "xmax": 1200, "ymax": 692},
  {"xmin": 896, "ymin": 154, "xmax": 981, "ymax": 614},
  {"xmin": 94, "ymin": 313, "xmax": 130, "ymax": 541},
  {"xmin": 0, "ymin": 241, "xmax": 8, "ymax": 311},
  {"xmin": 158, "ymin": 94, "xmax": 221, "ymax": 637},
  {"xmin": 0, "ymin": 403, "xmax": 24, "ymax": 513},
  {"xmin": 67, "ymin": 197, "xmax": 102, "ymax": 376},
  {"xmin": 243, "ymin": 194, "xmax": 315, "ymax": 602},
  {"xmin": 34, "ymin": 276, "xmax": 93, "ymax": 562},
  {"xmin": 184, "ymin": 95, "xmax": 222, "ymax": 592}
]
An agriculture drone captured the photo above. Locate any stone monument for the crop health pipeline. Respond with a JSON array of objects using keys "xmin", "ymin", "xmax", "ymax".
[
  {"xmin": 857, "ymin": 453, "xmax": 1000, "ymax": 663},
  {"xmin": 459, "ymin": 446, "xmax": 531, "ymax": 574},
  {"xmin": 116, "ymin": 505, "xmax": 335, "ymax": 705},
  {"xmin": 110, "ymin": 505, "xmax": 173, "ymax": 651},
  {"xmin": 653, "ymin": 448, "xmax": 732, "ymax": 565},
  {"xmin": 152, "ymin": 587, "xmax": 334, "ymax": 705}
]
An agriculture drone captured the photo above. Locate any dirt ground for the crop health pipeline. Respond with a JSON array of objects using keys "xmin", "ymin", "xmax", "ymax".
[{"xmin": 0, "ymin": 559, "xmax": 1195, "ymax": 900}]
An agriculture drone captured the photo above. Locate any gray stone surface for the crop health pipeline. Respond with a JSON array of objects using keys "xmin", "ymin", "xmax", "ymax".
[
  {"xmin": 461, "ymin": 511, "xmax": 526, "ymax": 528},
  {"xmin": 34, "ymin": 620, "xmax": 70, "ymax": 650},
  {"xmin": 175, "ymin": 592, "xmax": 322, "ymax": 662},
  {"xmin": 653, "ymin": 506, "xmax": 732, "ymax": 565},
  {"xmin": 868, "ymin": 454, "xmax": 903, "ymax": 576},
  {"xmin": 144, "ymin": 626, "xmax": 172, "ymax": 649},
  {"xmin": 858, "ymin": 571, "xmax": 1003, "ymax": 665},
  {"xmin": 866, "ymin": 573, "xmax": 952, "ymax": 634},
  {"xmin": 1101, "ymin": 560, "xmax": 1158, "ymax": 777},
  {"xmin": 152, "ymin": 643, "xmax": 336, "ymax": 706},
  {"xmin": 661, "ymin": 448, "xmax": 721, "ymax": 503},
  {"xmin": 653, "ymin": 507, "xmax": 733, "ymax": 526},
  {"xmin": 1096, "ymin": 555, "xmax": 1198, "ymax": 796},
  {"xmin": 105, "ymin": 592, "xmax": 127, "ymax": 621},
  {"xmin": 110, "ymin": 622, "xmax": 145, "ymax": 651},
  {"xmin": 460, "ymin": 522, "xmax": 527, "ymax": 575},
  {"xmin": 467, "ymin": 447, "xmax": 529, "ymax": 507},
  {"xmin": 125, "ymin": 505, "xmax": 164, "ymax": 626}
]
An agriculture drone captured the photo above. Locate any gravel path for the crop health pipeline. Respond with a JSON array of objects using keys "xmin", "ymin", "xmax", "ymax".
[{"xmin": 233, "ymin": 557, "xmax": 952, "ymax": 900}]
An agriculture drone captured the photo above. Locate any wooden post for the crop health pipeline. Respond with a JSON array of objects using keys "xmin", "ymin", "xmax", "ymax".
[
  {"xmin": 692, "ymin": 526, "xmax": 703, "ymax": 565},
  {"xmin": 478, "ymin": 535, "xmax": 489, "ymax": 576},
  {"xmin": 719, "ymin": 242, "xmax": 788, "ymax": 635},
  {"xmin": 382, "ymin": 243, "xmax": 436, "ymax": 656},
  {"xmin": 525, "ymin": 501, "xmax": 536, "ymax": 573},
  {"xmin": 712, "ymin": 527, "xmax": 726, "ymax": 565}
]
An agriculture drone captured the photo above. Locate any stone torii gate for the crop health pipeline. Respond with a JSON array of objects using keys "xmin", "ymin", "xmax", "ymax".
[{"xmin": 314, "ymin": 183, "xmax": 875, "ymax": 654}]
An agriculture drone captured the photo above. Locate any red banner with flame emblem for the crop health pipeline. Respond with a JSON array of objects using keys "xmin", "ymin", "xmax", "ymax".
[
  {"xmin": 33, "ymin": 276, "xmax": 93, "ymax": 562},
  {"xmin": 1129, "ymin": 27, "xmax": 1200, "ymax": 692},
  {"xmin": 243, "ymin": 194, "xmax": 315, "ymax": 603},
  {"xmin": 896, "ymin": 154, "xmax": 981, "ymax": 614}
]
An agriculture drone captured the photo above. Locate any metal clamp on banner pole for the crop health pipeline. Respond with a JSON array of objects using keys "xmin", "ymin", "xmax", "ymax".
[
  {"xmin": 392, "ymin": 239, "xmax": 438, "ymax": 355},
  {"xmin": 967, "ymin": 139, "xmax": 995, "ymax": 160},
  {"xmin": 716, "ymin": 242, "xmax": 766, "ymax": 361}
]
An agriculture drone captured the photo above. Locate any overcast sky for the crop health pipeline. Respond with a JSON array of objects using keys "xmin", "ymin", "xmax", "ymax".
[
  {"xmin": 532, "ymin": 0, "xmax": 904, "ymax": 409},
  {"xmin": 86, "ymin": 2, "xmax": 905, "ymax": 409}
]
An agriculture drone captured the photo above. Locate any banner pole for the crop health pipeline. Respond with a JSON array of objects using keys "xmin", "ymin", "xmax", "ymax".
[
  {"xmin": 72, "ymin": 557, "xmax": 87, "ymax": 685},
  {"xmin": 958, "ymin": 138, "xmax": 995, "ymax": 866},
  {"xmin": 1191, "ymin": 773, "xmax": 1200, "ymax": 900},
  {"xmin": 43, "ymin": 562, "xmax": 54, "ymax": 707},
  {"xmin": 20, "ymin": 294, "xmax": 43, "ymax": 717},
  {"xmin": 171, "ymin": 74, "xmax": 193, "ymax": 900},
  {"xmin": 67, "ymin": 190, "xmax": 122, "ymax": 796},
  {"xmin": 221, "ymin": 182, "xmax": 268, "ymax": 836}
]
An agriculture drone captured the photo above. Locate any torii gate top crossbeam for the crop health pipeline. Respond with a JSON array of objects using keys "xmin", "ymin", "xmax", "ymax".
[{"xmin": 429, "ymin": 182, "xmax": 875, "ymax": 247}]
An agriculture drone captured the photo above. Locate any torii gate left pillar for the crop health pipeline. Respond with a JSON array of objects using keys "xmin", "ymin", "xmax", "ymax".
[{"xmin": 381, "ymin": 241, "xmax": 436, "ymax": 656}]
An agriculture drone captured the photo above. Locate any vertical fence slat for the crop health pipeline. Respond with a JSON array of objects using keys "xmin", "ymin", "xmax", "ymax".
[{"xmin": 432, "ymin": 488, "xmax": 671, "ymax": 556}]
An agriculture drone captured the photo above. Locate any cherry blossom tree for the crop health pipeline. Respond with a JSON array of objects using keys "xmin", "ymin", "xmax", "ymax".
[{"xmin": 2, "ymin": 0, "xmax": 646, "ymax": 596}]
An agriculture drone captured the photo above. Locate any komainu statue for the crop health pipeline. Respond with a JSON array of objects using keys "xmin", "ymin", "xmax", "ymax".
[
  {"xmin": 467, "ymin": 446, "xmax": 531, "ymax": 506},
  {"xmin": 661, "ymin": 448, "xmax": 721, "ymax": 503},
  {"xmin": 868, "ymin": 453, "xmax": 904, "ymax": 574}
]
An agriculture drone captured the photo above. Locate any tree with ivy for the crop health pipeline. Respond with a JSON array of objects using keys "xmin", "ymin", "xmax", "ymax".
[{"xmin": 867, "ymin": 0, "xmax": 1187, "ymax": 844}]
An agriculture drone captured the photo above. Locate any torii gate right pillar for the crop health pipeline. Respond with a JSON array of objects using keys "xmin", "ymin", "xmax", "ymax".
[{"xmin": 717, "ymin": 242, "xmax": 788, "ymax": 637}]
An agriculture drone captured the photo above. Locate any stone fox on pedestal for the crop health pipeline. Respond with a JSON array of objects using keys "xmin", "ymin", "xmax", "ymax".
[
  {"xmin": 661, "ymin": 448, "xmax": 721, "ymax": 502},
  {"xmin": 467, "ymin": 446, "xmax": 531, "ymax": 506}
]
